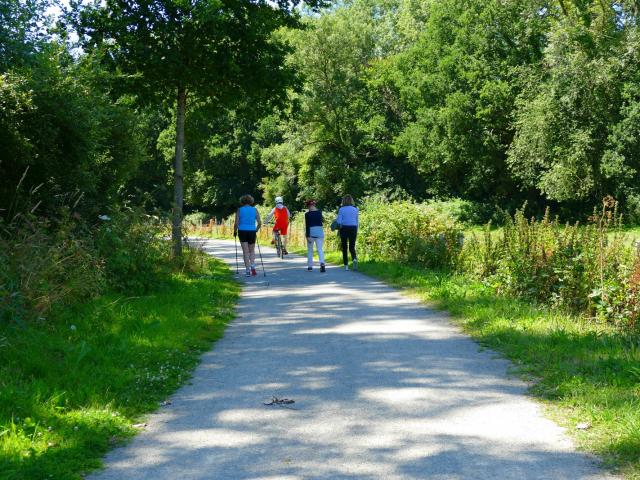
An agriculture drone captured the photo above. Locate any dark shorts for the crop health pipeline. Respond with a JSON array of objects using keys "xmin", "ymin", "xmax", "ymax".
[{"xmin": 238, "ymin": 230, "xmax": 256, "ymax": 245}]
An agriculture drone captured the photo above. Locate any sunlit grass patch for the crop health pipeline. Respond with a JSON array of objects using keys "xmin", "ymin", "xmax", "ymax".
[{"xmin": 0, "ymin": 256, "xmax": 239, "ymax": 480}]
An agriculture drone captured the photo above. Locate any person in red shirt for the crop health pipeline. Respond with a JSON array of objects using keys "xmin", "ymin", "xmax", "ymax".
[{"xmin": 264, "ymin": 196, "xmax": 291, "ymax": 254}]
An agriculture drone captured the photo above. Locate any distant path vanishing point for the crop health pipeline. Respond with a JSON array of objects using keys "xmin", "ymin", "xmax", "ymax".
[{"xmin": 89, "ymin": 239, "xmax": 619, "ymax": 480}]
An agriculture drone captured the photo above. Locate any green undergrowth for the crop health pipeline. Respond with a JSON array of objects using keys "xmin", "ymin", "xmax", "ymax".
[
  {"xmin": 295, "ymin": 246, "xmax": 640, "ymax": 478},
  {"xmin": 0, "ymin": 256, "xmax": 239, "ymax": 480}
]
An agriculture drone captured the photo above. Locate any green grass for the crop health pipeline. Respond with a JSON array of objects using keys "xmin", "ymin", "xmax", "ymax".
[
  {"xmin": 293, "ymin": 245, "xmax": 640, "ymax": 479},
  {"xmin": 463, "ymin": 225, "xmax": 640, "ymax": 245},
  {"xmin": 0, "ymin": 256, "xmax": 239, "ymax": 480}
]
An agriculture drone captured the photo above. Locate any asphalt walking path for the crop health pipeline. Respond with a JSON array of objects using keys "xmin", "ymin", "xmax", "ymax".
[{"xmin": 90, "ymin": 239, "xmax": 618, "ymax": 480}]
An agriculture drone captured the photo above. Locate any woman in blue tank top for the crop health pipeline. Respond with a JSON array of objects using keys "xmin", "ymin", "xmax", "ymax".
[{"xmin": 233, "ymin": 194, "xmax": 262, "ymax": 276}]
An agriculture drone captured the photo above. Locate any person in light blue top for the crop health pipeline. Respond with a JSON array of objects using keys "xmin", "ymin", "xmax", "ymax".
[
  {"xmin": 336, "ymin": 194, "xmax": 359, "ymax": 271},
  {"xmin": 233, "ymin": 194, "xmax": 261, "ymax": 276}
]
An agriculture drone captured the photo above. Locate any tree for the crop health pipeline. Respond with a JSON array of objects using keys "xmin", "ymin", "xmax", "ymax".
[
  {"xmin": 508, "ymin": 1, "xmax": 640, "ymax": 216},
  {"xmin": 258, "ymin": 0, "xmax": 427, "ymax": 207},
  {"xmin": 0, "ymin": 0, "xmax": 49, "ymax": 72},
  {"xmin": 75, "ymin": 0, "xmax": 325, "ymax": 256},
  {"xmin": 386, "ymin": 0, "xmax": 549, "ymax": 206},
  {"xmin": 0, "ymin": 47, "xmax": 147, "ymax": 217}
]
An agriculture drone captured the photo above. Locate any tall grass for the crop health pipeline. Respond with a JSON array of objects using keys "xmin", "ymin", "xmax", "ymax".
[
  {"xmin": 463, "ymin": 198, "xmax": 640, "ymax": 331},
  {"xmin": 1, "ymin": 207, "xmax": 172, "ymax": 325},
  {"xmin": 1, "ymin": 212, "xmax": 105, "ymax": 324},
  {"xmin": 0, "ymin": 252, "xmax": 238, "ymax": 480}
]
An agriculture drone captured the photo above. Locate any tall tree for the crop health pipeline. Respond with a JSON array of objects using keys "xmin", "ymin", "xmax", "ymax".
[
  {"xmin": 0, "ymin": 0, "xmax": 49, "ymax": 72},
  {"xmin": 508, "ymin": 1, "xmax": 640, "ymax": 216},
  {"xmin": 260, "ymin": 0, "xmax": 427, "ymax": 206},
  {"xmin": 75, "ymin": 0, "xmax": 325, "ymax": 256},
  {"xmin": 387, "ymin": 0, "xmax": 549, "ymax": 206}
]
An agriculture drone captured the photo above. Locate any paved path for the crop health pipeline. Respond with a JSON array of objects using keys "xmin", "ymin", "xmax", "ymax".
[{"xmin": 90, "ymin": 239, "xmax": 618, "ymax": 480}]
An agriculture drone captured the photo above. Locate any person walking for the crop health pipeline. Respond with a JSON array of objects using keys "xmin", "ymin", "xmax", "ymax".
[
  {"xmin": 304, "ymin": 200, "xmax": 326, "ymax": 272},
  {"xmin": 337, "ymin": 194, "xmax": 359, "ymax": 271},
  {"xmin": 233, "ymin": 194, "xmax": 262, "ymax": 277},
  {"xmin": 263, "ymin": 196, "xmax": 291, "ymax": 255}
]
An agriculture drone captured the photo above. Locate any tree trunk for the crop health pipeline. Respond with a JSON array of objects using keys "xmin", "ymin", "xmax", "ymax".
[
  {"xmin": 558, "ymin": 0, "xmax": 568, "ymax": 16},
  {"xmin": 172, "ymin": 86, "xmax": 187, "ymax": 257}
]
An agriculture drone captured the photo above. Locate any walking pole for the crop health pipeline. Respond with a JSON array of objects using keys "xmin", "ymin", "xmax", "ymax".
[
  {"xmin": 234, "ymin": 232, "xmax": 239, "ymax": 275},
  {"xmin": 256, "ymin": 236, "xmax": 267, "ymax": 277}
]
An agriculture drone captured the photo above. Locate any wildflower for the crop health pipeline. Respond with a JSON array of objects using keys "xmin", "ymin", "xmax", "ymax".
[{"xmin": 98, "ymin": 215, "xmax": 111, "ymax": 221}]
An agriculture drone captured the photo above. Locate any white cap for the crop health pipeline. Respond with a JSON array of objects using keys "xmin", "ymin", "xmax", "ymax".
[{"xmin": 275, "ymin": 196, "xmax": 283, "ymax": 204}]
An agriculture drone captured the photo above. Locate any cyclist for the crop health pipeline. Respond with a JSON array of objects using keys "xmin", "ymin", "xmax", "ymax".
[
  {"xmin": 264, "ymin": 196, "xmax": 290, "ymax": 255},
  {"xmin": 233, "ymin": 194, "xmax": 261, "ymax": 276}
]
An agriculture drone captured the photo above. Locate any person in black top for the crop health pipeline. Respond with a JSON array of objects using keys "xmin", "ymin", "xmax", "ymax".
[{"xmin": 304, "ymin": 200, "xmax": 326, "ymax": 272}]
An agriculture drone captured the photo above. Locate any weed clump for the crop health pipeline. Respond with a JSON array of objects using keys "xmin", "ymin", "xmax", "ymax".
[
  {"xmin": 463, "ymin": 197, "xmax": 639, "ymax": 331},
  {"xmin": 1, "ymin": 206, "xmax": 169, "ymax": 324},
  {"xmin": 0, "ymin": 211, "xmax": 104, "ymax": 324}
]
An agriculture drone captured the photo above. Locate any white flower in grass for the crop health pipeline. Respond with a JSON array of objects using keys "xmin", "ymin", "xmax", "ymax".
[
  {"xmin": 70, "ymin": 325, "xmax": 77, "ymax": 331},
  {"xmin": 98, "ymin": 214, "xmax": 111, "ymax": 221}
]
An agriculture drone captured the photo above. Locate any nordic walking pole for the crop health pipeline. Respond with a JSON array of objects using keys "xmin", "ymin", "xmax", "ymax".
[
  {"xmin": 234, "ymin": 231, "xmax": 239, "ymax": 275},
  {"xmin": 256, "ymin": 235, "xmax": 267, "ymax": 277}
]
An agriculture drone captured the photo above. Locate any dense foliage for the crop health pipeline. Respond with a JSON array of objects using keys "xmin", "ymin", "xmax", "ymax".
[
  {"xmin": 0, "ymin": 208, "xmax": 169, "ymax": 324},
  {"xmin": 356, "ymin": 200, "xmax": 464, "ymax": 268},
  {"xmin": 240, "ymin": 0, "xmax": 640, "ymax": 219},
  {"xmin": 4, "ymin": 0, "xmax": 640, "ymax": 222}
]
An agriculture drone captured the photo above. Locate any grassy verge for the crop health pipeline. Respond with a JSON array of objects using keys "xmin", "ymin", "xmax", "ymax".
[
  {"xmin": 292, "ymin": 245, "xmax": 640, "ymax": 479},
  {"xmin": 0, "ymin": 255, "xmax": 239, "ymax": 480}
]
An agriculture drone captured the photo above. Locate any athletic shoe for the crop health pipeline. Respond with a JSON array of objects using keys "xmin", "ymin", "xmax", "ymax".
[
  {"xmin": 245, "ymin": 270, "xmax": 251, "ymax": 277},
  {"xmin": 320, "ymin": 264, "xmax": 326, "ymax": 273},
  {"xmin": 307, "ymin": 267, "xmax": 313, "ymax": 271},
  {"xmin": 352, "ymin": 259, "xmax": 358, "ymax": 271},
  {"xmin": 251, "ymin": 267, "xmax": 257, "ymax": 276},
  {"xmin": 283, "ymin": 249, "xmax": 289, "ymax": 255},
  {"xmin": 344, "ymin": 265, "xmax": 349, "ymax": 271}
]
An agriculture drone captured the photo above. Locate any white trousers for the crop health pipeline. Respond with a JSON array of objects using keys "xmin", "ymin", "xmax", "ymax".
[{"xmin": 307, "ymin": 237, "xmax": 325, "ymax": 267}]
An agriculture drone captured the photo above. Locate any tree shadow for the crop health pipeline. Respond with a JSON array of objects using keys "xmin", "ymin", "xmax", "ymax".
[{"xmin": 86, "ymin": 240, "xmax": 618, "ymax": 479}]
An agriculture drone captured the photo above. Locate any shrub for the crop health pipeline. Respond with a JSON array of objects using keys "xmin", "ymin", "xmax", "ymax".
[
  {"xmin": 94, "ymin": 209, "xmax": 166, "ymax": 293},
  {"xmin": 357, "ymin": 200, "xmax": 463, "ymax": 269},
  {"xmin": 421, "ymin": 198, "xmax": 496, "ymax": 225},
  {"xmin": 462, "ymin": 198, "xmax": 639, "ymax": 331}
]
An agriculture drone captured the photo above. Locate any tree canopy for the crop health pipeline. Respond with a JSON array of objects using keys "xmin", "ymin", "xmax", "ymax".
[
  {"xmin": 73, "ymin": 0, "xmax": 325, "ymax": 254},
  {"xmin": 2, "ymin": 0, "xmax": 640, "ymax": 226}
]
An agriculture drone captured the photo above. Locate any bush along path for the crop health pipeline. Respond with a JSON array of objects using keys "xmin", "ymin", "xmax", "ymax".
[
  {"xmin": 0, "ymin": 252, "xmax": 239, "ymax": 480},
  {"xmin": 89, "ymin": 239, "xmax": 618, "ymax": 480}
]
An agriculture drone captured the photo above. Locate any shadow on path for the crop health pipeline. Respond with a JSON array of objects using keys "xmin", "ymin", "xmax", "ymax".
[{"xmin": 89, "ymin": 240, "xmax": 618, "ymax": 480}]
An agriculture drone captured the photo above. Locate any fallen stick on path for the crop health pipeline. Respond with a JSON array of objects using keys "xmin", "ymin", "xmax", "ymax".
[{"xmin": 263, "ymin": 396, "xmax": 295, "ymax": 406}]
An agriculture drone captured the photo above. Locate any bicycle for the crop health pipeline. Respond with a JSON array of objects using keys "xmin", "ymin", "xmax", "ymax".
[
  {"xmin": 273, "ymin": 228, "xmax": 285, "ymax": 259},
  {"xmin": 263, "ymin": 219, "xmax": 288, "ymax": 259}
]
